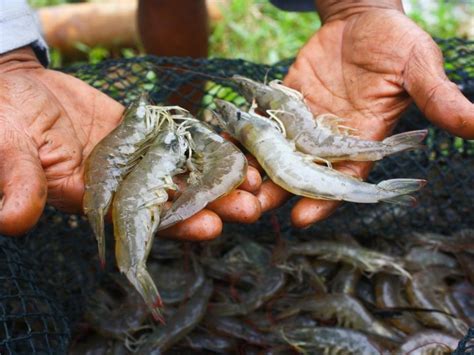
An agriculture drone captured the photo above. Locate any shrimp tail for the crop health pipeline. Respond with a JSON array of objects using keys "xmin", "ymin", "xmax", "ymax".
[
  {"xmin": 378, "ymin": 179, "xmax": 427, "ymax": 205},
  {"xmin": 127, "ymin": 266, "xmax": 164, "ymax": 323},
  {"xmin": 382, "ymin": 129, "xmax": 428, "ymax": 154},
  {"xmin": 87, "ymin": 210, "xmax": 106, "ymax": 268}
]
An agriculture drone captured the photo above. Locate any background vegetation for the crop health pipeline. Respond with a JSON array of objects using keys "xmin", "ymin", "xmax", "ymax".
[{"xmin": 28, "ymin": 0, "xmax": 471, "ymax": 66}]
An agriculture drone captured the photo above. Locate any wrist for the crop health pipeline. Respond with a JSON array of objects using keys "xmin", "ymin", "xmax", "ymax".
[
  {"xmin": 0, "ymin": 46, "xmax": 43, "ymax": 74},
  {"xmin": 314, "ymin": 0, "xmax": 404, "ymax": 23}
]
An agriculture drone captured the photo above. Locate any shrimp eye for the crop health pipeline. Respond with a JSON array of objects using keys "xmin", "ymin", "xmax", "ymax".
[{"xmin": 237, "ymin": 112, "xmax": 242, "ymax": 121}]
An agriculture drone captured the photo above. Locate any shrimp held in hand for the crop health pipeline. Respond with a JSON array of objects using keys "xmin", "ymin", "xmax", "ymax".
[
  {"xmin": 83, "ymin": 95, "xmax": 158, "ymax": 266},
  {"xmin": 158, "ymin": 118, "xmax": 247, "ymax": 230},
  {"xmin": 112, "ymin": 116, "xmax": 188, "ymax": 322},
  {"xmin": 215, "ymin": 100, "xmax": 426, "ymax": 205},
  {"xmin": 232, "ymin": 75, "xmax": 427, "ymax": 163}
]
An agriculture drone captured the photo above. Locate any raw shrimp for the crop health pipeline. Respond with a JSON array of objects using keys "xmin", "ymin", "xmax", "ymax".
[
  {"xmin": 406, "ymin": 266, "xmax": 468, "ymax": 336},
  {"xmin": 112, "ymin": 118, "xmax": 189, "ymax": 322},
  {"xmin": 280, "ymin": 327, "xmax": 391, "ymax": 355},
  {"xmin": 133, "ymin": 280, "xmax": 213, "ymax": 354},
  {"xmin": 83, "ymin": 94, "xmax": 159, "ymax": 266},
  {"xmin": 276, "ymin": 293, "xmax": 401, "ymax": 341},
  {"xmin": 215, "ymin": 100, "xmax": 426, "ymax": 205},
  {"xmin": 208, "ymin": 266, "xmax": 286, "ymax": 316},
  {"xmin": 205, "ymin": 316, "xmax": 280, "ymax": 346},
  {"xmin": 158, "ymin": 118, "xmax": 247, "ymax": 230},
  {"xmin": 85, "ymin": 274, "xmax": 149, "ymax": 339},
  {"xmin": 286, "ymin": 240, "xmax": 410, "ymax": 278},
  {"xmin": 374, "ymin": 274, "xmax": 423, "ymax": 334},
  {"xmin": 397, "ymin": 330, "xmax": 460, "ymax": 354},
  {"xmin": 232, "ymin": 75, "xmax": 427, "ymax": 163}
]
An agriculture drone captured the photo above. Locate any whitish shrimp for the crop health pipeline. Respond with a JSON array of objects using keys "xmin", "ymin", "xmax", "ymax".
[
  {"xmin": 232, "ymin": 75, "xmax": 427, "ymax": 163},
  {"xmin": 83, "ymin": 94, "xmax": 158, "ymax": 266},
  {"xmin": 158, "ymin": 118, "xmax": 247, "ymax": 230},
  {"xmin": 112, "ymin": 115, "xmax": 188, "ymax": 322},
  {"xmin": 215, "ymin": 100, "xmax": 426, "ymax": 205}
]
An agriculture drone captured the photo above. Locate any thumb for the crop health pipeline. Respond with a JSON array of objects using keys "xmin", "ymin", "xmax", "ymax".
[
  {"xmin": 0, "ymin": 140, "xmax": 47, "ymax": 236},
  {"xmin": 403, "ymin": 37, "xmax": 474, "ymax": 139}
]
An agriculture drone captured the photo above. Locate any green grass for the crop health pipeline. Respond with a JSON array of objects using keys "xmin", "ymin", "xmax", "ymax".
[{"xmin": 209, "ymin": 0, "xmax": 319, "ymax": 63}]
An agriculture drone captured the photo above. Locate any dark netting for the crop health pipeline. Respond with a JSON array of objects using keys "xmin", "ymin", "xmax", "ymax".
[{"xmin": 0, "ymin": 37, "xmax": 473, "ymax": 353}]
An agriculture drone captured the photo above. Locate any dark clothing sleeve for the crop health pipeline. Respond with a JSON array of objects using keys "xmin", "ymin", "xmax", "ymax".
[{"xmin": 269, "ymin": 0, "xmax": 316, "ymax": 12}]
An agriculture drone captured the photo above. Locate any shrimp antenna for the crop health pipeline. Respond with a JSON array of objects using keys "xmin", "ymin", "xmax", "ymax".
[
  {"xmin": 263, "ymin": 67, "xmax": 272, "ymax": 85},
  {"xmin": 266, "ymin": 109, "xmax": 288, "ymax": 137}
]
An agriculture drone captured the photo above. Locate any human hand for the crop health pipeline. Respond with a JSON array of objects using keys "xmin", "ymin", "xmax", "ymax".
[
  {"xmin": 256, "ymin": 0, "xmax": 474, "ymax": 228},
  {"xmin": 0, "ymin": 47, "xmax": 261, "ymax": 238}
]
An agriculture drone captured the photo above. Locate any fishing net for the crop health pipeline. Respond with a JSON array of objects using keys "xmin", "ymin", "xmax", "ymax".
[{"xmin": 0, "ymin": 37, "xmax": 473, "ymax": 354}]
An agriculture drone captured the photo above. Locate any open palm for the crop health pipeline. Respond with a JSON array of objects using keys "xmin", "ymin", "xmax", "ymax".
[{"xmin": 257, "ymin": 9, "xmax": 474, "ymax": 228}]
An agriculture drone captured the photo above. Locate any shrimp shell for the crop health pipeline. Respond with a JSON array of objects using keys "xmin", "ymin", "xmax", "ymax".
[
  {"xmin": 83, "ymin": 94, "xmax": 157, "ymax": 266},
  {"xmin": 159, "ymin": 119, "xmax": 247, "ymax": 230},
  {"xmin": 113, "ymin": 124, "xmax": 188, "ymax": 322}
]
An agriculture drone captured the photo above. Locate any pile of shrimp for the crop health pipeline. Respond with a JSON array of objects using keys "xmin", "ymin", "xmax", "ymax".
[
  {"xmin": 71, "ymin": 229, "xmax": 473, "ymax": 354},
  {"xmin": 79, "ymin": 77, "xmax": 440, "ymax": 352}
]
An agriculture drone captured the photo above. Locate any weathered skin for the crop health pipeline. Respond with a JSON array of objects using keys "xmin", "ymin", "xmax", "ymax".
[
  {"xmin": 215, "ymin": 100, "xmax": 426, "ymax": 205},
  {"xmin": 374, "ymin": 273, "xmax": 423, "ymax": 334},
  {"xmin": 159, "ymin": 119, "xmax": 247, "ymax": 230},
  {"xmin": 113, "ymin": 125, "xmax": 188, "ymax": 322},
  {"xmin": 232, "ymin": 75, "xmax": 427, "ymax": 162},
  {"xmin": 135, "ymin": 280, "xmax": 213, "ymax": 354},
  {"xmin": 281, "ymin": 327, "xmax": 390, "ymax": 355},
  {"xmin": 83, "ymin": 95, "xmax": 157, "ymax": 266},
  {"xmin": 287, "ymin": 240, "xmax": 410, "ymax": 278},
  {"xmin": 397, "ymin": 330, "xmax": 460, "ymax": 354},
  {"xmin": 277, "ymin": 293, "xmax": 401, "ymax": 341},
  {"xmin": 406, "ymin": 267, "xmax": 469, "ymax": 336}
]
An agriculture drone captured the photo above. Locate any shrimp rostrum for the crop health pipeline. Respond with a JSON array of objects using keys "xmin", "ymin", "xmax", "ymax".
[{"xmin": 215, "ymin": 100, "xmax": 426, "ymax": 205}]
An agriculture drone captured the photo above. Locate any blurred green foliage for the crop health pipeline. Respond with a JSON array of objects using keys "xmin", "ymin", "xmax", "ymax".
[
  {"xmin": 209, "ymin": 0, "xmax": 319, "ymax": 63},
  {"xmin": 28, "ymin": 0, "xmax": 468, "ymax": 65}
]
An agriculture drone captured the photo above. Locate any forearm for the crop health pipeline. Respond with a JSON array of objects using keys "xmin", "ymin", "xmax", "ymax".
[{"xmin": 314, "ymin": 0, "xmax": 404, "ymax": 22}]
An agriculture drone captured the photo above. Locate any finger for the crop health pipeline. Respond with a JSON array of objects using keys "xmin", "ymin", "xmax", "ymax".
[
  {"xmin": 158, "ymin": 209, "xmax": 222, "ymax": 241},
  {"xmin": 256, "ymin": 180, "xmax": 291, "ymax": 213},
  {"xmin": 246, "ymin": 154, "xmax": 264, "ymax": 174},
  {"xmin": 290, "ymin": 161, "xmax": 372, "ymax": 228},
  {"xmin": 0, "ymin": 142, "xmax": 47, "ymax": 236},
  {"xmin": 404, "ymin": 37, "xmax": 474, "ymax": 139},
  {"xmin": 238, "ymin": 166, "xmax": 262, "ymax": 193},
  {"xmin": 207, "ymin": 189, "xmax": 261, "ymax": 223},
  {"xmin": 220, "ymin": 131, "xmax": 241, "ymax": 147},
  {"xmin": 291, "ymin": 198, "xmax": 340, "ymax": 229}
]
